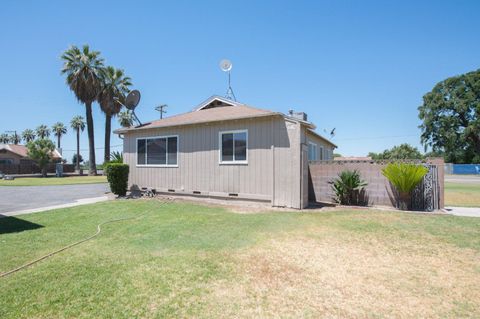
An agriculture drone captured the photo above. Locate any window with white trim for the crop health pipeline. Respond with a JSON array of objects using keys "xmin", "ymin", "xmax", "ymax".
[
  {"xmin": 308, "ymin": 142, "xmax": 318, "ymax": 161},
  {"xmin": 220, "ymin": 130, "xmax": 247, "ymax": 163},
  {"xmin": 137, "ymin": 136, "xmax": 178, "ymax": 166}
]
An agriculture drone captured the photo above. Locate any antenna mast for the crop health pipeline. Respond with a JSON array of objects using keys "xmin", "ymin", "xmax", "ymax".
[
  {"xmin": 220, "ymin": 59, "xmax": 236, "ymax": 101},
  {"xmin": 155, "ymin": 104, "xmax": 168, "ymax": 119}
]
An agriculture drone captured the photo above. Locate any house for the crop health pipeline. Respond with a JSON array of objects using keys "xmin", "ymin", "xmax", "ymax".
[
  {"xmin": 334, "ymin": 156, "xmax": 372, "ymax": 161},
  {"xmin": 0, "ymin": 144, "xmax": 62, "ymax": 165},
  {"xmin": 115, "ymin": 96, "xmax": 336, "ymax": 209}
]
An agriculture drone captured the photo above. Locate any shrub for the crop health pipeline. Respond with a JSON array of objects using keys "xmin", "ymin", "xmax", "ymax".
[
  {"xmin": 329, "ymin": 170, "xmax": 368, "ymax": 205},
  {"xmin": 382, "ymin": 162, "xmax": 428, "ymax": 210},
  {"xmin": 105, "ymin": 163, "xmax": 129, "ymax": 196},
  {"xmin": 26, "ymin": 139, "xmax": 55, "ymax": 177}
]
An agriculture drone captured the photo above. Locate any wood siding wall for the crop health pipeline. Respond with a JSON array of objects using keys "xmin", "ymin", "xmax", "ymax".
[{"xmin": 123, "ymin": 116, "xmax": 304, "ymax": 208}]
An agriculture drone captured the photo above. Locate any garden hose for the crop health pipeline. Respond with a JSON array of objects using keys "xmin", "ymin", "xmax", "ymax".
[{"xmin": 0, "ymin": 198, "xmax": 171, "ymax": 278}]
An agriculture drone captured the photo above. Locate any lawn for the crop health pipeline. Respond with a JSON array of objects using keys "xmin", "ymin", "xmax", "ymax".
[
  {"xmin": 0, "ymin": 175, "xmax": 107, "ymax": 186},
  {"xmin": 1, "ymin": 200, "xmax": 479, "ymax": 318},
  {"xmin": 445, "ymin": 182, "xmax": 480, "ymax": 207}
]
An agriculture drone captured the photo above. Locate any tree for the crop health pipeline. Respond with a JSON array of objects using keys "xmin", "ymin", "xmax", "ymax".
[
  {"xmin": 72, "ymin": 153, "xmax": 84, "ymax": 166},
  {"xmin": 9, "ymin": 133, "xmax": 21, "ymax": 144},
  {"xmin": 368, "ymin": 144, "xmax": 424, "ymax": 160},
  {"xmin": 118, "ymin": 110, "xmax": 134, "ymax": 127},
  {"xmin": 22, "ymin": 129, "xmax": 36, "ymax": 143},
  {"xmin": 0, "ymin": 133, "xmax": 9, "ymax": 144},
  {"xmin": 26, "ymin": 139, "xmax": 55, "ymax": 177},
  {"xmin": 36, "ymin": 125, "xmax": 51, "ymax": 139},
  {"xmin": 61, "ymin": 44, "xmax": 105, "ymax": 175},
  {"xmin": 52, "ymin": 122, "xmax": 67, "ymax": 148},
  {"xmin": 70, "ymin": 115, "xmax": 86, "ymax": 172},
  {"xmin": 97, "ymin": 66, "xmax": 132, "ymax": 163},
  {"xmin": 419, "ymin": 69, "xmax": 480, "ymax": 163}
]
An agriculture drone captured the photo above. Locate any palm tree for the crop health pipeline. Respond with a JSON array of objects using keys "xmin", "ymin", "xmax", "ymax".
[
  {"xmin": 61, "ymin": 44, "xmax": 104, "ymax": 175},
  {"xmin": 52, "ymin": 122, "xmax": 67, "ymax": 148},
  {"xmin": 118, "ymin": 110, "xmax": 134, "ymax": 128},
  {"xmin": 36, "ymin": 125, "xmax": 50, "ymax": 139},
  {"xmin": 0, "ymin": 133, "xmax": 10, "ymax": 144},
  {"xmin": 70, "ymin": 115, "xmax": 86, "ymax": 172},
  {"xmin": 22, "ymin": 129, "xmax": 36, "ymax": 143},
  {"xmin": 97, "ymin": 66, "xmax": 132, "ymax": 163},
  {"xmin": 9, "ymin": 133, "xmax": 21, "ymax": 144}
]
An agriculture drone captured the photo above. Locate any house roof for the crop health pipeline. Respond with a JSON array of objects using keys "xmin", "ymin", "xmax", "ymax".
[
  {"xmin": 0, "ymin": 144, "xmax": 62, "ymax": 159},
  {"xmin": 305, "ymin": 129, "xmax": 338, "ymax": 148}
]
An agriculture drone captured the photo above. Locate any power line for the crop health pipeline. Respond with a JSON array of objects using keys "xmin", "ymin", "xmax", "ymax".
[
  {"xmin": 61, "ymin": 144, "xmax": 123, "ymax": 152},
  {"xmin": 335, "ymin": 134, "xmax": 418, "ymax": 141}
]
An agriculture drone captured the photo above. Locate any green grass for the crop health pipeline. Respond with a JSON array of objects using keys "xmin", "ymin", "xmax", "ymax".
[
  {"xmin": 0, "ymin": 175, "xmax": 107, "ymax": 186},
  {"xmin": 445, "ymin": 182, "xmax": 480, "ymax": 207},
  {"xmin": 1, "ymin": 200, "xmax": 479, "ymax": 318}
]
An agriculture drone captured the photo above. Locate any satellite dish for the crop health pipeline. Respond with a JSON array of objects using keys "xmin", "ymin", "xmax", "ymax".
[
  {"xmin": 220, "ymin": 59, "xmax": 232, "ymax": 72},
  {"xmin": 125, "ymin": 90, "xmax": 141, "ymax": 110}
]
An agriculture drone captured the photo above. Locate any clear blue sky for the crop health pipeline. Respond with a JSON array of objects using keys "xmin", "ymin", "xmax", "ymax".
[{"xmin": 1, "ymin": 0, "xmax": 479, "ymax": 162}]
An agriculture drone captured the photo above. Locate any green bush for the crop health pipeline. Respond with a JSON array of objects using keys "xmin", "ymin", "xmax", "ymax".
[
  {"xmin": 329, "ymin": 170, "xmax": 368, "ymax": 205},
  {"xmin": 382, "ymin": 162, "xmax": 428, "ymax": 210},
  {"xmin": 105, "ymin": 163, "xmax": 129, "ymax": 196}
]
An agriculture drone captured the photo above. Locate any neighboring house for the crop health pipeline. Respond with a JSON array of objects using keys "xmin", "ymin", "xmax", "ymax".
[
  {"xmin": 115, "ymin": 95, "xmax": 336, "ymax": 209},
  {"xmin": 0, "ymin": 144, "xmax": 62, "ymax": 165},
  {"xmin": 334, "ymin": 156, "xmax": 372, "ymax": 161}
]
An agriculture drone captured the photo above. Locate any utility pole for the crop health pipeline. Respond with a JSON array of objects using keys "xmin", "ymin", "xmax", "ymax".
[{"xmin": 155, "ymin": 104, "xmax": 168, "ymax": 119}]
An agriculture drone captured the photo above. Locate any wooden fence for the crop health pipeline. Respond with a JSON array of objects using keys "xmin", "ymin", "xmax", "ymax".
[
  {"xmin": 0, "ymin": 163, "xmax": 75, "ymax": 175},
  {"xmin": 309, "ymin": 158, "xmax": 444, "ymax": 211}
]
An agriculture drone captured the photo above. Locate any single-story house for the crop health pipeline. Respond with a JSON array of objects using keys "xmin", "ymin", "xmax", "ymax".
[
  {"xmin": 0, "ymin": 144, "xmax": 62, "ymax": 165},
  {"xmin": 115, "ymin": 95, "xmax": 336, "ymax": 209}
]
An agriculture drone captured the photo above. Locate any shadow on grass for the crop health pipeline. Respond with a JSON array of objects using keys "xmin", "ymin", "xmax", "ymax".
[{"xmin": 0, "ymin": 215, "xmax": 43, "ymax": 234}]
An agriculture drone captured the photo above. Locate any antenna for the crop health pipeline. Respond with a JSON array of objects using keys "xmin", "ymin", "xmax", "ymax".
[
  {"xmin": 219, "ymin": 59, "xmax": 236, "ymax": 101},
  {"xmin": 155, "ymin": 104, "xmax": 168, "ymax": 119},
  {"xmin": 115, "ymin": 90, "xmax": 142, "ymax": 125}
]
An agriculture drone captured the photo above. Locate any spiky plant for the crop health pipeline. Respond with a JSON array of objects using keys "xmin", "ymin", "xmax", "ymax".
[
  {"xmin": 22, "ymin": 129, "xmax": 36, "ymax": 143},
  {"xmin": 52, "ymin": 122, "xmax": 67, "ymax": 148},
  {"xmin": 118, "ymin": 110, "xmax": 134, "ymax": 128},
  {"xmin": 36, "ymin": 125, "xmax": 50, "ymax": 139},
  {"xmin": 98, "ymin": 66, "xmax": 132, "ymax": 163},
  {"xmin": 61, "ymin": 44, "xmax": 105, "ymax": 175},
  {"xmin": 110, "ymin": 151, "xmax": 123, "ymax": 164},
  {"xmin": 70, "ymin": 115, "xmax": 86, "ymax": 172},
  {"xmin": 382, "ymin": 163, "xmax": 429, "ymax": 210},
  {"xmin": 330, "ymin": 170, "xmax": 368, "ymax": 205}
]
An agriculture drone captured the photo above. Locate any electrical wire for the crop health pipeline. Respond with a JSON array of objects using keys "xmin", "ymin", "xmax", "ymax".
[{"xmin": 0, "ymin": 198, "xmax": 172, "ymax": 278}]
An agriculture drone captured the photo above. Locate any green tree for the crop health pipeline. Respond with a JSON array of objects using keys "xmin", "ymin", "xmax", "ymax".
[
  {"xmin": 22, "ymin": 129, "xmax": 36, "ymax": 143},
  {"xmin": 419, "ymin": 69, "xmax": 480, "ymax": 163},
  {"xmin": 72, "ymin": 153, "xmax": 83, "ymax": 166},
  {"xmin": 61, "ymin": 44, "xmax": 104, "ymax": 175},
  {"xmin": 118, "ymin": 110, "xmax": 134, "ymax": 127},
  {"xmin": 98, "ymin": 66, "xmax": 132, "ymax": 163},
  {"xmin": 0, "ymin": 133, "xmax": 9, "ymax": 144},
  {"xmin": 36, "ymin": 125, "xmax": 51, "ymax": 139},
  {"xmin": 9, "ymin": 133, "xmax": 21, "ymax": 144},
  {"xmin": 368, "ymin": 144, "xmax": 424, "ymax": 160},
  {"xmin": 26, "ymin": 139, "xmax": 55, "ymax": 177},
  {"xmin": 70, "ymin": 115, "xmax": 86, "ymax": 172},
  {"xmin": 52, "ymin": 122, "xmax": 67, "ymax": 148}
]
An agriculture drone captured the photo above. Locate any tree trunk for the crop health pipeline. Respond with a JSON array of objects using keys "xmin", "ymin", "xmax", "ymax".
[
  {"xmin": 76, "ymin": 129, "xmax": 80, "ymax": 172},
  {"xmin": 57, "ymin": 135, "xmax": 61, "ymax": 148},
  {"xmin": 41, "ymin": 166, "xmax": 47, "ymax": 178},
  {"xmin": 104, "ymin": 114, "xmax": 111, "ymax": 164},
  {"xmin": 85, "ymin": 102, "xmax": 97, "ymax": 176}
]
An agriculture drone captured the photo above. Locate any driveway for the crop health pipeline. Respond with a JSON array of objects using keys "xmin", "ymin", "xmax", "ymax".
[{"xmin": 0, "ymin": 183, "xmax": 110, "ymax": 216}]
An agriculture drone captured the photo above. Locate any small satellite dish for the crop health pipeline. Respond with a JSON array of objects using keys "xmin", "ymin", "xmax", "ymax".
[
  {"xmin": 125, "ymin": 90, "xmax": 141, "ymax": 110},
  {"xmin": 220, "ymin": 59, "xmax": 232, "ymax": 72}
]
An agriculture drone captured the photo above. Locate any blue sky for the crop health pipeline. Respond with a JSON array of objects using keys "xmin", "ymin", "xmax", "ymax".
[{"xmin": 1, "ymin": 0, "xmax": 479, "ymax": 162}]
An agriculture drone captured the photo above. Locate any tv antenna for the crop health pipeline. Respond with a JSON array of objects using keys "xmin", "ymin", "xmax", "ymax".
[
  {"xmin": 324, "ymin": 128, "xmax": 336, "ymax": 138},
  {"xmin": 155, "ymin": 104, "xmax": 168, "ymax": 119},
  {"xmin": 219, "ymin": 59, "xmax": 236, "ymax": 101},
  {"xmin": 115, "ymin": 90, "xmax": 142, "ymax": 126}
]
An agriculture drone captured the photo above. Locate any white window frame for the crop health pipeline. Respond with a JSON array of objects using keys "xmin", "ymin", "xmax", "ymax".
[
  {"xmin": 136, "ymin": 135, "xmax": 179, "ymax": 167},
  {"xmin": 219, "ymin": 129, "xmax": 248, "ymax": 165},
  {"xmin": 308, "ymin": 142, "xmax": 318, "ymax": 161}
]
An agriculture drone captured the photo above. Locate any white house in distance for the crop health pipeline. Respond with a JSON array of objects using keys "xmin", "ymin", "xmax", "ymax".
[{"xmin": 115, "ymin": 95, "xmax": 336, "ymax": 209}]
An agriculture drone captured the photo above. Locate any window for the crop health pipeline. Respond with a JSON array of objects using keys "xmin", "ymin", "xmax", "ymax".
[
  {"xmin": 137, "ymin": 136, "xmax": 178, "ymax": 166},
  {"xmin": 308, "ymin": 142, "xmax": 318, "ymax": 161},
  {"xmin": 0, "ymin": 158, "xmax": 13, "ymax": 165},
  {"xmin": 319, "ymin": 146, "xmax": 324, "ymax": 160},
  {"xmin": 220, "ymin": 130, "xmax": 247, "ymax": 163}
]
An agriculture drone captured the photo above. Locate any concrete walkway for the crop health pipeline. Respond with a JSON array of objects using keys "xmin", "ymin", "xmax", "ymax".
[
  {"xmin": 0, "ymin": 183, "xmax": 110, "ymax": 217},
  {"xmin": 444, "ymin": 206, "xmax": 480, "ymax": 218}
]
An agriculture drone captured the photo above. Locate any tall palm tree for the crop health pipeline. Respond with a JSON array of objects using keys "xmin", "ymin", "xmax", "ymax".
[
  {"xmin": 70, "ymin": 115, "xmax": 86, "ymax": 172},
  {"xmin": 10, "ymin": 133, "xmax": 21, "ymax": 144},
  {"xmin": 0, "ymin": 133, "xmax": 10, "ymax": 144},
  {"xmin": 36, "ymin": 125, "xmax": 50, "ymax": 139},
  {"xmin": 52, "ymin": 122, "xmax": 67, "ymax": 148},
  {"xmin": 61, "ymin": 44, "xmax": 104, "ymax": 175},
  {"xmin": 22, "ymin": 129, "xmax": 36, "ymax": 143},
  {"xmin": 97, "ymin": 66, "xmax": 132, "ymax": 163},
  {"xmin": 118, "ymin": 110, "xmax": 134, "ymax": 128}
]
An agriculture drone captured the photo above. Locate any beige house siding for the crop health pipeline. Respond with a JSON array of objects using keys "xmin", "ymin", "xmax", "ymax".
[
  {"xmin": 0, "ymin": 150, "xmax": 23, "ymax": 164},
  {"xmin": 305, "ymin": 131, "xmax": 335, "ymax": 161},
  {"xmin": 123, "ymin": 116, "xmax": 306, "ymax": 208}
]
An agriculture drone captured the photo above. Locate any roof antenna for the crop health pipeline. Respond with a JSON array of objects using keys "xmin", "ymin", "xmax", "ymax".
[
  {"xmin": 155, "ymin": 104, "xmax": 168, "ymax": 119},
  {"xmin": 220, "ymin": 59, "xmax": 236, "ymax": 101}
]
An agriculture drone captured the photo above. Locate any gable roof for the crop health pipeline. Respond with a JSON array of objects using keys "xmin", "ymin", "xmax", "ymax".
[
  {"xmin": 0, "ymin": 144, "xmax": 62, "ymax": 159},
  {"xmin": 194, "ymin": 95, "xmax": 243, "ymax": 111}
]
